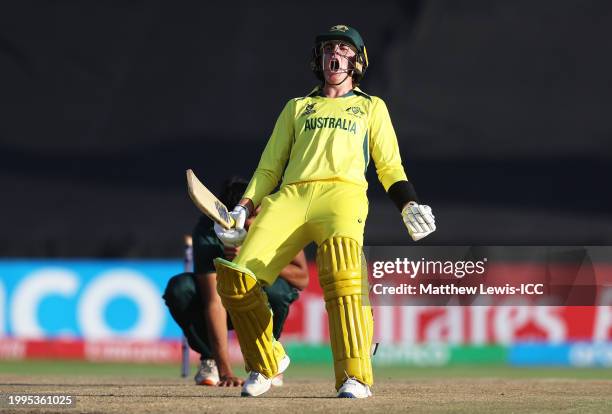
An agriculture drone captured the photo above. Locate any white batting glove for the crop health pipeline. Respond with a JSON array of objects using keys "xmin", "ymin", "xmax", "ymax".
[
  {"xmin": 402, "ymin": 202, "xmax": 436, "ymax": 241},
  {"xmin": 214, "ymin": 205, "xmax": 249, "ymax": 247},
  {"xmin": 229, "ymin": 205, "xmax": 248, "ymax": 230}
]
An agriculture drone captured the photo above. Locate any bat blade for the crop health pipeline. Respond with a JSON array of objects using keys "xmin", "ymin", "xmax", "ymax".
[{"xmin": 186, "ymin": 169, "xmax": 234, "ymax": 229}]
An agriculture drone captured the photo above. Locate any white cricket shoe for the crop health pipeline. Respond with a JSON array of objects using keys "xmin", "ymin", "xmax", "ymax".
[
  {"xmin": 241, "ymin": 354, "xmax": 290, "ymax": 397},
  {"xmin": 337, "ymin": 378, "xmax": 372, "ymax": 398},
  {"xmin": 194, "ymin": 359, "xmax": 219, "ymax": 386}
]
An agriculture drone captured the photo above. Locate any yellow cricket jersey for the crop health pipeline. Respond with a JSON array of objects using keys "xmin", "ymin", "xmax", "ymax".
[{"xmin": 243, "ymin": 86, "xmax": 408, "ymax": 206}]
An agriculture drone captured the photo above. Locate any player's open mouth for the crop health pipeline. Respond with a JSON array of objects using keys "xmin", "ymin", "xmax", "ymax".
[{"xmin": 330, "ymin": 58, "xmax": 340, "ymax": 72}]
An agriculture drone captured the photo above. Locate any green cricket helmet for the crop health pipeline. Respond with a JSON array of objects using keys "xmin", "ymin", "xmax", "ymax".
[{"xmin": 311, "ymin": 24, "xmax": 369, "ymax": 84}]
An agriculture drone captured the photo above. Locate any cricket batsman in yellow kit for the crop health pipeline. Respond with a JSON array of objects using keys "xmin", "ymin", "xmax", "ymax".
[{"xmin": 213, "ymin": 25, "xmax": 436, "ymax": 398}]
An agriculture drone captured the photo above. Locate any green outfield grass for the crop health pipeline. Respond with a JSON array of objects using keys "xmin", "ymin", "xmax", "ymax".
[{"xmin": 1, "ymin": 359, "xmax": 610, "ymax": 380}]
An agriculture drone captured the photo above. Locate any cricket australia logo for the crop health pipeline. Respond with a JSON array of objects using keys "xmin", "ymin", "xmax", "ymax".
[
  {"xmin": 301, "ymin": 103, "xmax": 317, "ymax": 116},
  {"xmin": 346, "ymin": 106, "xmax": 365, "ymax": 118},
  {"xmin": 330, "ymin": 25, "xmax": 349, "ymax": 32}
]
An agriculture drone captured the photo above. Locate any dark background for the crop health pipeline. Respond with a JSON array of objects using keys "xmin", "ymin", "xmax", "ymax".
[{"xmin": 1, "ymin": 0, "xmax": 611, "ymax": 257}]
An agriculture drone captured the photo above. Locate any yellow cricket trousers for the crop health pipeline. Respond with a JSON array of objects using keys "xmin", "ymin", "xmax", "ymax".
[{"xmin": 234, "ymin": 179, "xmax": 368, "ymax": 285}]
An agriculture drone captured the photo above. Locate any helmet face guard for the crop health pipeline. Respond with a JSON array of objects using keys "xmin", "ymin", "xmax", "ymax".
[{"xmin": 310, "ymin": 25, "xmax": 368, "ymax": 84}]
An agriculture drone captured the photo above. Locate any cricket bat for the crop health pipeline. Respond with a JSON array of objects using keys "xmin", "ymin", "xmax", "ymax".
[{"xmin": 186, "ymin": 169, "xmax": 235, "ymax": 229}]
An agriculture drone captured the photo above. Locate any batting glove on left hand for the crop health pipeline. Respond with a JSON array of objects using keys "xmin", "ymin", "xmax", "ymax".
[
  {"xmin": 402, "ymin": 202, "xmax": 436, "ymax": 241},
  {"xmin": 214, "ymin": 205, "xmax": 249, "ymax": 247},
  {"xmin": 229, "ymin": 205, "xmax": 248, "ymax": 230}
]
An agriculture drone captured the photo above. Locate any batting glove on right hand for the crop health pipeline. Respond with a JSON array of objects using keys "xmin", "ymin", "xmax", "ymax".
[
  {"xmin": 214, "ymin": 205, "xmax": 249, "ymax": 247},
  {"xmin": 402, "ymin": 202, "xmax": 436, "ymax": 241}
]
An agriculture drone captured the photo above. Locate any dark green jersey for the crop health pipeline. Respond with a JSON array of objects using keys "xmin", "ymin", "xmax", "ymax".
[
  {"xmin": 170, "ymin": 214, "xmax": 298, "ymax": 346},
  {"xmin": 192, "ymin": 215, "xmax": 223, "ymax": 275}
]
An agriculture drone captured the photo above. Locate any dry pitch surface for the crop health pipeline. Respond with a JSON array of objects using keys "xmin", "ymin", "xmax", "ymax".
[{"xmin": 2, "ymin": 374, "xmax": 611, "ymax": 414}]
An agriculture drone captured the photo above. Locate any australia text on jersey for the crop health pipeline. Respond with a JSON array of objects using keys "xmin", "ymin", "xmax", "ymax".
[{"xmin": 304, "ymin": 116, "xmax": 358, "ymax": 134}]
